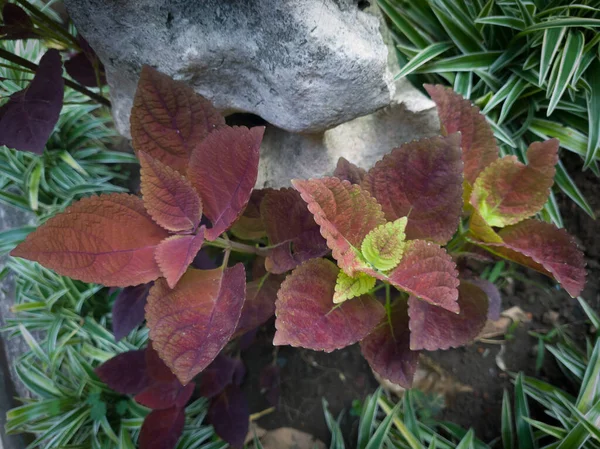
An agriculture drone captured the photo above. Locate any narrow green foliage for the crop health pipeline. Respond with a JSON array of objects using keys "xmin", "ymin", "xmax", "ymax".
[{"xmin": 361, "ymin": 217, "xmax": 407, "ymax": 271}]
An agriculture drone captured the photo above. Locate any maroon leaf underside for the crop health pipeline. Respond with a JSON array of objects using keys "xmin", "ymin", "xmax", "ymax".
[
  {"xmin": 135, "ymin": 381, "xmax": 194, "ymax": 410},
  {"xmin": 481, "ymin": 219, "xmax": 586, "ymax": 297},
  {"xmin": 466, "ymin": 278, "xmax": 502, "ymax": 321},
  {"xmin": 188, "ymin": 126, "xmax": 264, "ymax": 240},
  {"xmin": 0, "ymin": 3, "xmax": 37, "ymax": 40},
  {"xmin": 95, "ymin": 350, "xmax": 151, "ymax": 395},
  {"xmin": 425, "ymin": 84, "xmax": 499, "ymax": 184},
  {"xmin": 409, "ymin": 282, "xmax": 489, "ymax": 351},
  {"xmin": 139, "ymin": 406, "xmax": 185, "ymax": 449},
  {"xmin": 259, "ymin": 364, "xmax": 281, "ymax": 407},
  {"xmin": 65, "ymin": 51, "xmax": 107, "ymax": 87},
  {"xmin": 360, "ymin": 300, "xmax": 419, "ymax": 388},
  {"xmin": 261, "ymin": 188, "xmax": 328, "ymax": 274},
  {"xmin": 155, "ymin": 230, "xmax": 205, "ymax": 289},
  {"xmin": 112, "ymin": 283, "xmax": 152, "ymax": 341},
  {"xmin": 208, "ymin": 385, "xmax": 249, "ymax": 449},
  {"xmin": 130, "ymin": 65, "xmax": 225, "ymax": 172},
  {"xmin": 234, "ymin": 275, "xmax": 283, "ymax": 337},
  {"xmin": 274, "ymin": 258, "xmax": 385, "ymax": 352},
  {"xmin": 0, "ymin": 49, "xmax": 63, "ymax": 154},
  {"xmin": 199, "ymin": 353, "xmax": 244, "ymax": 398},
  {"xmin": 362, "ymin": 134, "xmax": 463, "ymax": 244},
  {"xmin": 146, "ymin": 264, "xmax": 246, "ymax": 385},
  {"xmin": 386, "ymin": 240, "xmax": 460, "ymax": 313},
  {"xmin": 333, "ymin": 157, "xmax": 367, "ymax": 185},
  {"xmin": 292, "ymin": 177, "xmax": 386, "ymax": 276}
]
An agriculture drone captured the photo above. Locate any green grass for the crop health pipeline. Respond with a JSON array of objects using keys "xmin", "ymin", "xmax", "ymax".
[{"xmin": 379, "ymin": 0, "xmax": 600, "ymax": 227}]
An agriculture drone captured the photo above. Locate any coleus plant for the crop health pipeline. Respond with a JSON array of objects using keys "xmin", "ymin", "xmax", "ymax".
[{"xmin": 10, "ymin": 67, "xmax": 586, "ymax": 448}]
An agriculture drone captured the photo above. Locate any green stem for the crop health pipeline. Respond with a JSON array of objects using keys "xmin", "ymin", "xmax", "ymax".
[
  {"xmin": 204, "ymin": 237, "xmax": 271, "ymax": 257},
  {"xmin": 14, "ymin": 0, "xmax": 81, "ymax": 49},
  {"xmin": 0, "ymin": 48, "xmax": 111, "ymax": 107}
]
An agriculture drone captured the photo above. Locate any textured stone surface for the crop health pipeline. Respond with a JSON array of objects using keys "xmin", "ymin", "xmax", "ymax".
[
  {"xmin": 256, "ymin": 78, "xmax": 440, "ymax": 188},
  {"xmin": 65, "ymin": 0, "xmax": 395, "ymax": 135}
]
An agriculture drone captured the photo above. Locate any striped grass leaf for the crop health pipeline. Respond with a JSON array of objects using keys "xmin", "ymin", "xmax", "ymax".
[
  {"xmin": 547, "ymin": 31, "xmax": 585, "ymax": 115},
  {"xmin": 576, "ymin": 297, "xmax": 600, "ymax": 331},
  {"xmin": 454, "ymin": 71, "xmax": 473, "ymax": 98},
  {"xmin": 501, "ymin": 390, "xmax": 514, "ymax": 449},
  {"xmin": 377, "ymin": 396, "xmax": 425, "ymax": 449},
  {"xmin": 539, "ymin": 27, "xmax": 567, "ymax": 85},
  {"xmin": 378, "ymin": 0, "xmax": 431, "ymax": 48},
  {"xmin": 515, "ymin": 0, "xmax": 534, "ymax": 28},
  {"xmin": 522, "ymin": 418, "xmax": 567, "ymax": 439},
  {"xmin": 395, "ymin": 41, "xmax": 454, "ymax": 79},
  {"xmin": 365, "ymin": 402, "xmax": 402, "ymax": 449},
  {"xmin": 514, "ymin": 374, "xmax": 535, "ymax": 449},
  {"xmin": 403, "ymin": 391, "xmax": 422, "ymax": 441},
  {"xmin": 358, "ymin": 388, "xmax": 382, "ymax": 449},
  {"xmin": 455, "ymin": 429, "xmax": 475, "ymax": 449},
  {"xmin": 546, "ymin": 344, "xmax": 586, "ymax": 380},
  {"xmin": 576, "ymin": 337, "xmax": 600, "ymax": 413},
  {"xmin": 518, "ymin": 17, "xmax": 600, "ymax": 35},
  {"xmin": 416, "ymin": 52, "xmax": 502, "ymax": 73},
  {"xmin": 430, "ymin": 2, "xmax": 482, "ymax": 53},
  {"xmin": 584, "ymin": 60, "xmax": 600, "ymax": 168},
  {"xmin": 499, "ymin": 79, "xmax": 529, "ymax": 124},
  {"xmin": 323, "ymin": 399, "xmax": 346, "ymax": 449},
  {"xmin": 475, "ymin": 16, "xmax": 526, "ymax": 30},
  {"xmin": 554, "ymin": 161, "xmax": 595, "ymax": 219},
  {"xmin": 555, "ymin": 397, "xmax": 600, "ymax": 449},
  {"xmin": 529, "ymin": 118, "xmax": 588, "ymax": 156},
  {"xmin": 482, "ymin": 75, "xmax": 519, "ymax": 114},
  {"xmin": 27, "ymin": 159, "xmax": 43, "ymax": 211}
]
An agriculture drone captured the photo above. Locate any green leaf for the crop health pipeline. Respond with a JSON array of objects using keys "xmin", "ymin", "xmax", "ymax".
[
  {"xmin": 514, "ymin": 374, "xmax": 535, "ymax": 449},
  {"xmin": 455, "ymin": 429, "xmax": 475, "ymax": 449},
  {"xmin": 454, "ymin": 72, "xmax": 473, "ymax": 99},
  {"xmin": 499, "ymin": 79, "xmax": 529, "ymax": 124},
  {"xmin": 556, "ymin": 397, "xmax": 600, "ymax": 449},
  {"xmin": 323, "ymin": 399, "xmax": 346, "ymax": 449},
  {"xmin": 416, "ymin": 52, "xmax": 502, "ymax": 73},
  {"xmin": 547, "ymin": 31, "xmax": 585, "ymax": 116},
  {"xmin": 395, "ymin": 42, "xmax": 454, "ymax": 79},
  {"xmin": 539, "ymin": 27, "xmax": 567, "ymax": 86},
  {"xmin": 475, "ymin": 16, "xmax": 525, "ymax": 30},
  {"xmin": 365, "ymin": 403, "xmax": 402, "ymax": 449},
  {"xmin": 518, "ymin": 18, "xmax": 600, "ymax": 35},
  {"xmin": 584, "ymin": 60, "xmax": 600, "ymax": 169},
  {"xmin": 27, "ymin": 159, "xmax": 42, "ymax": 211},
  {"xmin": 378, "ymin": 0, "xmax": 430, "ymax": 48},
  {"xmin": 361, "ymin": 218, "xmax": 407, "ymax": 271},
  {"xmin": 576, "ymin": 297, "xmax": 600, "ymax": 330},
  {"xmin": 482, "ymin": 76, "xmax": 519, "ymax": 114},
  {"xmin": 431, "ymin": 2, "xmax": 482, "ymax": 53},
  {"xmin": 358, "ymin": 389, "xmax": 382, "ymax": 449},
  {"xmin": 522, "ymin": 418, "xmax": 566, "ymax": 439},
  {"xmin": 576, "ymin": 337, "xmax": 600, "ymax": 413},
  {"xmin": 333, "ymin": 270, "xmax": 376, "ymax": 304},
  {"xmin": 502, "ymin": 390, "xmax": 514, "ymax": 449},
  {"xmin": 403, "ymin": 391, "xmax": 422, "ymax": 441},
  {"xmin": 555, "ymin": 160, "xmax": 595, "ymax": 219}
]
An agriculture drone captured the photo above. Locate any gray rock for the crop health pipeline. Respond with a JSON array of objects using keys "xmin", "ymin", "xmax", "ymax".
[
  {"xmin": 256, "ymin": 78, "xmax": 440, "ymax": 188},
  {"xmin": 65, "ymin": 0, "xmax": 395, "ymax": 135}
]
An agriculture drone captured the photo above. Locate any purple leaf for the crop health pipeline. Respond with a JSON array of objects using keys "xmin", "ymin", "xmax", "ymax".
[
  {"xmin": 65, "ymin": 51, "xmax": 106, "ymax": 87},
  {"xmin": 112, "ymin": 283, "xmax": 152, "ymax": 341},
  {"xmin": 0, "ymin": 49, "xmax": 64, "ymax": 154},
  {"xmin": 135, "ymin": 381, "xmax": 195, "ymax": 410},
  {"xmin": 139, "ymin": 407, "xmax": 185, "ymax": 449},
  {"xmin": 466, "ymin": 279, "xmax": 502, "ymax": 321},
  {"xmin": 260, "ymin": 364, "xmax": 281, "ymax": 407},
  {"xmin": 199, "ymin": 353, "xmax": 238, "ymax": 399},
  {"xmin": 0, "ymin": 3, "xmax": 36, "ymax": 40},
  {"xmin": 208, "ymin": 385, "xmax": 249, "ymax": 449},
  {"xmin": 95, "ymin": 350, "xmax": 151, "ymax": 395},
  {"xmin": 234, "ymin": 275, "xmax": 282, "ymax": 337}
]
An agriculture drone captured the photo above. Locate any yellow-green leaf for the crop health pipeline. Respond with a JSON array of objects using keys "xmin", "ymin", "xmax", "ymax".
[
  {"xmin": 333, "ymin": 271, "xmax": 376, "ymax": 304},
  {"xmin": 361, "ymin": 218, "xmax": 408, "ymax": 272}
]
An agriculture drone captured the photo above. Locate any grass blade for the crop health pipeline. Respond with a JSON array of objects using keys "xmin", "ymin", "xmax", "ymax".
[
  {"xmin": 518, "ymin": 18, "xmax": 600, "ymax": 35},
  {"xmin": 395, "ymin": 42, "xmax": 454, "ymax": 79},
  {"xmin": 576, "ymin": 337, "xmax": 600, "ymax": 413},
  {"xmin": 539, "ymin": 27, "xmax": 567, "ymax": 85},
  {"xmin": 547, "ymin": 31, "xmax": 585, "ymax": 115},
  {"xmin": 502, "ymin": 390, "xmax": 514, "ymax": 449},
  {"xmin": 417, "ymin": 52, "xmax": 501, "ymax": 73},
  {"xmin": 554, "ymin": 160, "xmax": 595, "ymax": 219},
  {"xmin": 514, "ymin": 374, "xmax": 535, "ymax": 449},
  {"xmin": 584, "ymin": 60, "xmax": 600, "ymax": 168},
  {"xmin": 475, "ymin": 16, "xmax": 525, "ymax": 30},
  {"xmin": 357, "ymin": 388, "xmax": 381, "ymax": 449}
]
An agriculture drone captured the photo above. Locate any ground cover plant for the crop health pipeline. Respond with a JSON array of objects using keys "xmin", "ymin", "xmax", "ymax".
[
  {"xmin": 378, "ymin": 0, "xmax": 600, "ymax": 226},
  {"xmin": 8, "ymin": 65, "xmax": 586, "ymax": 449}
]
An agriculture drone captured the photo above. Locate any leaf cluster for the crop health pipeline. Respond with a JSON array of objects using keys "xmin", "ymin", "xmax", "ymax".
[{"xmin": 379, "ymin": 0, "xmax": 600, "ymax": 224}]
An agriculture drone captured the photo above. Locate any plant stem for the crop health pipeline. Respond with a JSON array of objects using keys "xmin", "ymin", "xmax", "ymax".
[
  {"xmin": 204, "ymin": 237, "xmax": 271, "ymax": 257},
  {"xmin": 0, "ymin": 48, "xmax": 111, "ymax": 107},
  {"xmin": 14, "ymin": 0, "xmax": 81, "ymax": 49}
]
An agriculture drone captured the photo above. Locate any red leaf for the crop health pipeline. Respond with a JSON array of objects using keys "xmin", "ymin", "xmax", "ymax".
[
  {"xmin": 234, "ymin": 275, "xmax": 283, "ymax": 337},
  {"xmin": 199, "ymin": 353, "xmax": 241, "ymax": 398},
  {"xmin": 139, "ymin": 407, "xmax": 185, "ymax": 449},
  {"xmin": 135, "ymin": 381, "xmax": 194, "ymax": 410},
  {"xmin": 274, "ymin": 258, "xmax": 385, "ymax": 351},
  {"xmin": 362, "ymin": 134, "xmax": 463, "ymax": 244},
  {"xmin": 470, "ymin": 139, "xmax": 559, "ymax": 227},
  {"xmin": 261, "ymin": 188, "xmax": 328, "ymax": 274},
  {"xmin": 145, "ymin": 342, "xmax": 178, "ymax": 383},
  {"xmin": 466, "ymin": 279, "xmax": 502, "ymax": 321},
  {"xmin": 155, "ymin": 231, "xmax": 205, "ymax": 289},
  {"xmin": 292, "ymin": 178, "xmax": 386, "ymax": 275},
  {"xmin": 230, "ymin": 189, "xmax": 272, "ymax": 240},
  {"xmin": 130, "ymin": 66, "xmax": 225, "ymax": 172},
  {"xmin": 387, "ymin": 240, "xmax": 459, "ymax": 313},
  {"xmin": 0, "ymin": 49, "xmax": 63, "ymax": 154},
  {"xmin": 360, "ymin": 300, "xmax": 419, "ymax": 388},
  {"xmin": 482, "ymin": 219, "xmax": 586, "ymax": 297},
  {"xmin": 208, "ymin": 385, "xmax": 249, "ymax": 449},
  {"xmin": 95, "ymin": 350, "xmax": 151, "ymax": 394},
  {"xmin": 139, "ymin": 151, "xmax": 203, "ymax": 233},
  {"xmin": 112, "ymin": 283, "xmax": 152, "ymax": 341},
  {"xmin": 0, "ymin": 3, "xmax": 36, "ymax": 39},
  {"xmin": 333, "ymin": 157, "xmax": 367, "ymax": 185},
  {"xmin": 188, "ymin": 125, "xmax": 264, "ymax": 240},
  {"xmin": 409, "ymin": 282, "xmax": 489, "ymax": 351},
  {"xmin": 11, "ymin": 194, "xmax": 169, "ymax": 287},
  {"xmin": 425, "ymin": 84, "xmax": 498, "ymax": 184},
  {"xmin": 146, "ymin": 264, "xmax": 246, "ymax": 384}
]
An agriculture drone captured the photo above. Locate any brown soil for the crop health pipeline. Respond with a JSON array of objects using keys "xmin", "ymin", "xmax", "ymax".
[{"xmin": 242, "ymin": 151, "xmax": 600, "ymax": 446}]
